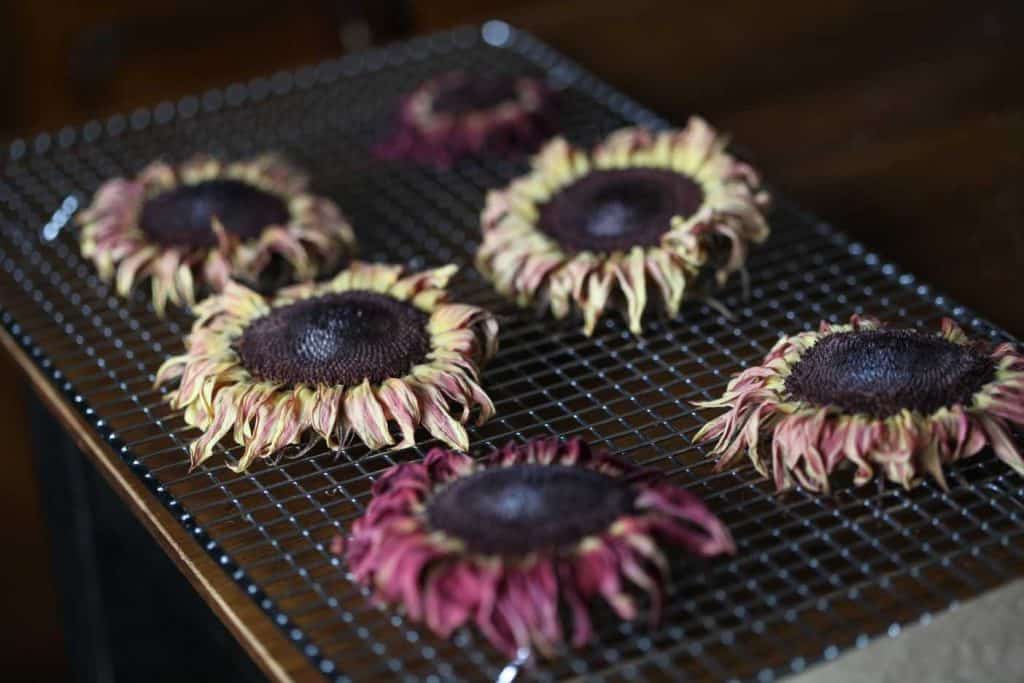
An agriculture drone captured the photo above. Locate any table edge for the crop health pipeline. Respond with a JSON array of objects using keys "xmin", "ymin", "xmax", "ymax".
[{"xmin": 0, "ymin": 325, "xmax": 314, "ymax": 683}]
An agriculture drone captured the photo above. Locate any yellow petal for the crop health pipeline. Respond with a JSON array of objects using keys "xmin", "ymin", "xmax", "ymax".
[
  {"xmin": 416, "ymin": 384, "xmax": 468, "ymax": 451},
  {"xmin": 390, "ymin": 264, "xmax": 458, "ymax": 301},
  {"xmin": 343, "ymin": 380, "xmax": 394, "ymax": 450},
  {"xmin": 377, "ymin": 378, "xmax": 421, "ymax": 450},
  {"xmin": 311, "ymin": 386, "xmax": 343, "ymax": 447},
  {"xmin": 614, "ymin": 247, "xmax": 648, "ymax": 335}
]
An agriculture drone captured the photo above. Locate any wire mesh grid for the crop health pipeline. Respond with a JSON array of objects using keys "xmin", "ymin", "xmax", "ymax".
[{"xmin": 2, "ymin": 23, "xmax": 1023, "ymax": 682}]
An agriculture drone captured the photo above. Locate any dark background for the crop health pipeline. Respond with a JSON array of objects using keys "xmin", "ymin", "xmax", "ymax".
[{"xmin": 1, "ymin": 1, "xmax": 1021, "ymax": 680}]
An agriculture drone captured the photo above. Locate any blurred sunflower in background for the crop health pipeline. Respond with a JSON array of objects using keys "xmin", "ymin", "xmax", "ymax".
[
  {"xmin": 79, "ymin": 154, "xmax": 356, "ymax": 314},
  {"xmin": 375, "ymin": 70, "xmax": 556, "ymax": 167}
]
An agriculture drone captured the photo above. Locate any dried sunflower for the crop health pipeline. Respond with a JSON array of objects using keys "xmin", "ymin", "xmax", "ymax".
[
  {"xmin": 477, "ymin": 118, "xmax": 771, "ymax": 335},
  {"xmin": 695, "ymin": 316, "xmax": 1024, "ymax": 492},
  {"xmin": 79, "ymin": 154, "xmax": 356, "ymax": 314},
  {"xmin": 155, "ymin": 262, "xmax": 498, "ymax": 472},
  {"xmin": 375, "ymin": 70, "xmax": 555, "ymax": 167},
  {"xmin": 345, "ymin": 437, "xmax": 735, "ymax": 658}
]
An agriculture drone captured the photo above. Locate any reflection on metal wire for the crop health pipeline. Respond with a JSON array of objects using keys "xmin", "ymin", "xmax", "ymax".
[
  {"xmin": 41, "ymin": 195, "xmax": 79, "ymax": 242},
  {"xmin": 495, "ymin": 647, "xmax": 532, "ymax": 683}
]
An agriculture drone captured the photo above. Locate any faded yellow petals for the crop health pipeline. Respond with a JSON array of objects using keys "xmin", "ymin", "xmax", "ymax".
[
  {"xmin": 476, "ymin": 118, "xmax": 770, "ymax": 335},
  {"xmin": 390, "ymin": 264, "xmax": 458, "ymax": 301},
  {"xmin": 417, "ymin": 384, "xmax": 469, "ymax": 451},
  {"xmin": 156, "ymin": 261, "xmax": 498, "ymax": 472},
  {"xmin": 343, "ymin": 380, "xmax": 395, "ymax": 451},
  {"xmin": 189, "ymin": 389, "xmax": 239, "ymax": 469},
  {"xmin": 311, "ymin": 385, "xmax": 343, "ymax": 447},
  {"xmin": 614, "ymin": 247, "xmax": 648, "ymax": 335},
  {"xmin": 377, "ymin": 379, "xmax": 421, "ymax": 450},
  {"xmin": 695, "ymin": 315, "xmax": 1024, "ymax": 492},
  {"xmin": 78, "ymin": 155, "xmax": 356, "ymax": 316}
]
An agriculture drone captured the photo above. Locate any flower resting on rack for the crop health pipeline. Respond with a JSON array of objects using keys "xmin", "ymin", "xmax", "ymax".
[
  {"xmin": 375, "ymin": 70, "xmax": 556, "ymax": 167},
  {"xmin": 155, "ymin": 262, "xmax": 498, "ymax": 472},
  {"xmin": 344, "ymin": 437, "xmax": 735, "ymax": 658},
  {"xmin": 695, "ymin": 316, "xmax": 1024, "ymax": 492},
  {"xmin": 79, "ymin": 154, "xmax": 357, "ymax": 315},
  {"xmin": 476, "ymin": 118, "xmax": 771, "ymax": 336}
]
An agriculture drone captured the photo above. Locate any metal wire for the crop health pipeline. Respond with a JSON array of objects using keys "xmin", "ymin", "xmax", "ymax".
[{"xmin": 2, "ymin": 22, "xmax": 1023, "ymax": 682}]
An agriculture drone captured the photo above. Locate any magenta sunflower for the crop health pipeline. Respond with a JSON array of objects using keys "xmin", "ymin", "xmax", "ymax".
[
  {"xmin": 345, "ymin": 437, "xmax": 735, "ymax": 658},
  {"xmin": 477, "ymin": 118, "xmax": 771, "ymax": 336},
  {"xmin": 78, "ymin": 154, "xmax": 357, "ymax": 315},
  {"xmin": 695, "ymin": 316, "xmax": 1024, "ymax": 492},
  {"xmin": 375, "ymin": 70, "xmax": 555, "ymax": 167},
  {"xmin": 155, "ymin": 262, "xmax": 498, "ymax": 472}
]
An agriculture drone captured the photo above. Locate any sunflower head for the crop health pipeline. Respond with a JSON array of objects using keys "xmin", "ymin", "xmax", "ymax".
[
  {"xmin": 78, "ymin": 154, "xmax": 357, "ymax": 314},
  {"xmin": 476, "ymin": 118, "xmax": 771, "ymax": 336},
  {"xmin": 155, "ymin": 261, "xmax": 498, "ymax": 472},
  {"xmin": 695, "ymin": 315, "xmax": 1024, "ymax": 491},
  {"xmin": 375, "ymin": 70, "xmax": 556, "ymax": 167},
  {"xmin": 345, "ymin": 437, "xmax": 734, "ymax": 658}
]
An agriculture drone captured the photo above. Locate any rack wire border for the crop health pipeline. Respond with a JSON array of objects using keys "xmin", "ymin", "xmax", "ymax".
[{"xmin": 1, "ymin": 20, "xmax": 1021, "ymax": 682}]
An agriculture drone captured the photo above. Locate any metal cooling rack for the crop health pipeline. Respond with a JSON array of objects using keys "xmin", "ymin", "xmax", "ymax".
[{"xmin": 2, "ymin": 22, "xmax": 1023, "ymax": 683}]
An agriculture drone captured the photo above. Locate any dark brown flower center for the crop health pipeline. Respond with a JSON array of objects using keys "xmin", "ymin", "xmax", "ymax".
[
  {"xmin": 426, "ymin": 464, "xmax": 635, "ymax": 555},
  {"xmin": 785, "ymin": 329, "xmax": 996, "ymax": 418},
  {"xmin": 432, "ymin": 76, "xmax": 519, "ymax": 114},
  {"xmin": 537, "ymin": 168, "xmax": 704, "ymax": 252},
  {"xmin": 139, "ymin": 179, "xmax": 290, "ymax": 248},
  {"xmin": 237, "ymin": 291, "xmax": 430, "ymax": 386}
]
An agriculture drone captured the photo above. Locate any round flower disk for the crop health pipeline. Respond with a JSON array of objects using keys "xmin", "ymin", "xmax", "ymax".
[
  {"xmin": 155, "ymin": 262, "xmax": 498, "ymax": 472},
  {"xmin": 695, "ymin": 316, "xmax": 1024, "ymax": 492},
  {"xmin": 78, "ymin": 154, "xmax": 357, "ymax": 315},
  {"xmin": 345, "ymin": 437, "xmax": 735, "ymax": 658},
  {"xmin": 375, "ymin": 70, "xmax": 556, "ymax": 167},
  {"xmin": 477, "ymin": 118, "xmax": 771, "ymax": 336}
]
